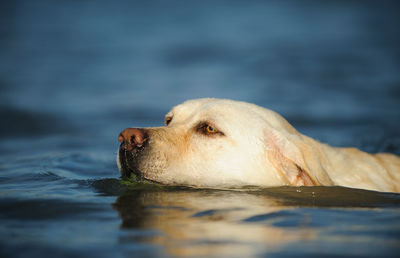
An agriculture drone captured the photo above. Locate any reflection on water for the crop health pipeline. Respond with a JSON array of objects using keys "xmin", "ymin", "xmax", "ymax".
[
  {"xmin": 111, "ymin": 186, "xmax": 400, "ymax": 257},
  {"xmin": 114, "ymin": 191, "xmax": 280, "ymax": 257}
]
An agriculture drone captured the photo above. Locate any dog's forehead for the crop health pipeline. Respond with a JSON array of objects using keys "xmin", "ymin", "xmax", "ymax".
[
  {"xmin": 167, "ymin": 99, "xmax": 249, "ymax": 121},
  {"xmin": 167, "ymin": 98, "xmax": 298, "ymax": 135},
  {"xmin": 166, "ymin": 98, "xmax": 272, "ymax": 132}
]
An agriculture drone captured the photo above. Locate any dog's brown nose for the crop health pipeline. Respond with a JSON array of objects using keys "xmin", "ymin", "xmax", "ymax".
[{"xmin": 118, "ymin": 128, "xmax": 149, "ymax": 150}]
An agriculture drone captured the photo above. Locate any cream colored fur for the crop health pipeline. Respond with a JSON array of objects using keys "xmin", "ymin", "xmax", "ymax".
[{"xmin": 118, "ymin": 98, "xmax": 400, "ymax": 193}]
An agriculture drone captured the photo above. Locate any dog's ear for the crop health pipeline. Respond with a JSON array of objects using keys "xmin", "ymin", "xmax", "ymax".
[{"xmin": 264, "ymin": 129, "xmax": 317, "ymax": 186}]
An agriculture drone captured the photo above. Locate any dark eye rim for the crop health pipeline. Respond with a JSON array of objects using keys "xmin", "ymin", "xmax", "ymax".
[
  {"xmin": 196, "ymin": 122, "xmax": 224, "ymax": 136},
  {"xmin": 165, "ymin": 116, "xmax": 173, "ymax": 126}
]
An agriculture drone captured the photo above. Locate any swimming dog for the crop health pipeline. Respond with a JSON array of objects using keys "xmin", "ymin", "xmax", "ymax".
[{"xmin": 117, "ymin": 98, "xmax": 400, "ymax": 193}]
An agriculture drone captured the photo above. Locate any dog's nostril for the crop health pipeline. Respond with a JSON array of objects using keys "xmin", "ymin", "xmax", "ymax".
[
  {"xmin": 130, "ymin": 135, "xmax": 136, "ymax": 145},
  {"xmin": 118, "ymin": 128, "xmax": 148, "ymax": 149}
]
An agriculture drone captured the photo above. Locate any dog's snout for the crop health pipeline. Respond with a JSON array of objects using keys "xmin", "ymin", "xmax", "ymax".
[{"xmin": 118, "ymin": 128, "xmax": 149, "ymax": 151}]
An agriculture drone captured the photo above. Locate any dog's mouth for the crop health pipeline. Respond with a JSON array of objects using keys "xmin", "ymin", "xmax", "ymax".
[{"xmin": 118, "ymin": 144, "xmax": 145, "ymax": 180}]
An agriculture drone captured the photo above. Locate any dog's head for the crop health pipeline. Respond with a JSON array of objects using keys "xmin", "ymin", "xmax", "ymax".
[{"xmin": 117, "ymin": 98, "xmax": 329, "ymax": 188}]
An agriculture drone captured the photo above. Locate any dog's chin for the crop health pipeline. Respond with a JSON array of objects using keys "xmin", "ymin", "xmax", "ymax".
[{"xmin": 118, "ymin": 147, "xmax": 145, "ymax": 180}]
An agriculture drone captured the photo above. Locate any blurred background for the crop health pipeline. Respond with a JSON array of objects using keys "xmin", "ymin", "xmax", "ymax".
[
  {"xmin": 1, "ymin": 1, "xmax": 400, "ymax": 257},
  {"xmin": 1, "ymin": 0, "xmax": 399, "ymax": 154}
]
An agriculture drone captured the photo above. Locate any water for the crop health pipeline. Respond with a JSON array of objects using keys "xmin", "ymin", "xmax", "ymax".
[{"xmin": 1, "ymin": 0, "xmax": 400, "ymax": 257}]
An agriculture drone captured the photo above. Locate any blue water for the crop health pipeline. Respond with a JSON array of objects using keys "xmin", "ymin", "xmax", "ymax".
[{"xmin": 1, "ymin": 0, "xmax": 400, "ymax": 257}]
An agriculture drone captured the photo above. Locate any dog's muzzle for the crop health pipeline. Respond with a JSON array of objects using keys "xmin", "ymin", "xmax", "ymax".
[{"xmin": 118, "ymin": 128, "xmax": 149, "ymax": 179}]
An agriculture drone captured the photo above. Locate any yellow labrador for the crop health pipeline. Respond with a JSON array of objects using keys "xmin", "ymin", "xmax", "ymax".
[{"xmin": 117, "ymin": 98, "xmax": 400, "ymax": 193}]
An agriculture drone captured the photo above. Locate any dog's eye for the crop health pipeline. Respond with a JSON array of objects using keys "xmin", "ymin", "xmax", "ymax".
[
  {"xmin": 165, "ymin": 116, "xmax": 172, "ymax": 126},
  {"xmin": 205, "ymin": 125, "xmax": 216, "ymax": 134},
  {"xmin": 197, "ymin": 123, "xmax": 224, "ymax": 136}
]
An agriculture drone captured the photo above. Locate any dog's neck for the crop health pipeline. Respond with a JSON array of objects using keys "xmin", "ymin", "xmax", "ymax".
[{"xmin": 310, "ymin": 138, "xmax": 400, "ymax": 192}]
